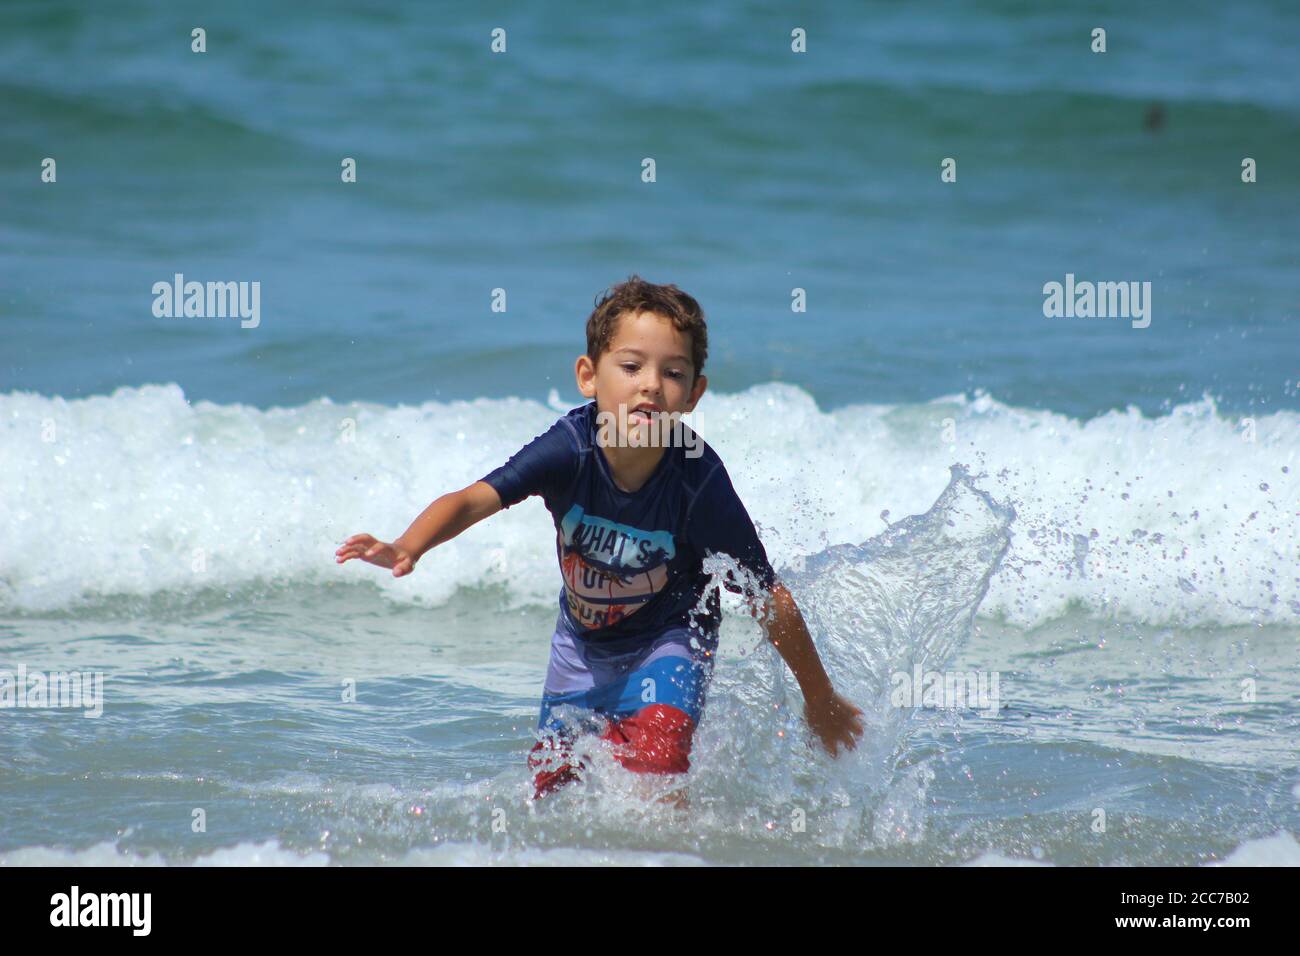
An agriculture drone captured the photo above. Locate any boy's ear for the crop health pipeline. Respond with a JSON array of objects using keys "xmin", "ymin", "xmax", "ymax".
[
  {"xmin": 575, "ymin": 355, "xmax": 597, "ymax": 398},
  {"xmin": 685, "ymin": 373, "xmax": 707, "ymax": 411}
]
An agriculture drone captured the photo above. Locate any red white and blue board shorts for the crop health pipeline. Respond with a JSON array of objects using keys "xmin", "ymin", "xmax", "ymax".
[{"xmin": 528, "ymin": 616, "xmax": 717, "ymax": 798}]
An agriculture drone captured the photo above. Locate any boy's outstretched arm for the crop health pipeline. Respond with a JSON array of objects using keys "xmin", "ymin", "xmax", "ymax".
[
  {"xmin": 749, "ymin": 582, "xmax": 865, "ymax": 757},
  {"xmin": 335, "ymin": 480, "xmax": 503, "ymax": 577}
]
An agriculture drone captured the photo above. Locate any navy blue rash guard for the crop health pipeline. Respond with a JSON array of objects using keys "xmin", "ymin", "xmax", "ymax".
[{"xmin": 479, "ymin": 401, "xmax": 777, "ymax": 644}]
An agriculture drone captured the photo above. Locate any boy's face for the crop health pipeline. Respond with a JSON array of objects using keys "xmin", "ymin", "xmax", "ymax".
[{"xmin": 575, "ymin": 310, "xmax": 708, "ymax": 443}]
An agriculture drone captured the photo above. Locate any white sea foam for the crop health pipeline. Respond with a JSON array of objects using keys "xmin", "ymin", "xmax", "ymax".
[
  {"xmin": 396, "ymin": 844, "xmax": 708, "ymax": 866},
  {"xmin": 962, "ymin": 851, "xmax": 1054, "ymax": 866},
  {"xmin": 1207, "ymin": 830, "xmax": 1300, "ymax": 866},
  {"xmin": 3, "ymin": 833, "xmax": 1292, "ymax": 867},
  {"xmin": 2, "ymin": 382, "xmax": 1295, "ymax": 627},
  {"xmin": 962, "ymin": 832, "xmax": 1300, "ymax": 867},
  {"xmin": 0, "ymin": 838, "xmax": 328, "ymax": 867},
  {"xmin": 0, "ymin": 837, "xmax": 702, "ymax": 867}
]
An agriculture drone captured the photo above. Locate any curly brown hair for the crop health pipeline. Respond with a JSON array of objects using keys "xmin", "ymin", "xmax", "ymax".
[{"xmin": 585, "ymin": 275, "xmax": 708, "ymax": 382}]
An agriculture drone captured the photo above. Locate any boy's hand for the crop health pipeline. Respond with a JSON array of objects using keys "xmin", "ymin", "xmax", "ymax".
[
  {"xmin": 335, "ymin": 534, "xmax": 417, "ymax": 577},
  {"xmin": 804, "ymin": 691, "xmax": 865, "ymax": 758}
]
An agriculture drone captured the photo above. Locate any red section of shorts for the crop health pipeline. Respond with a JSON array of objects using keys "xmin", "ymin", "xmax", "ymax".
[{"xmin": 528, "ymin": 703, "xmax": 696, "ymax": 799}]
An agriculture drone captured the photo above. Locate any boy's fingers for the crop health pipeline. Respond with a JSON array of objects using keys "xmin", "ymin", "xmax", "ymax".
[{"xmin": 337, "ymin": 539, "xmax": 365, "ymax": 555}]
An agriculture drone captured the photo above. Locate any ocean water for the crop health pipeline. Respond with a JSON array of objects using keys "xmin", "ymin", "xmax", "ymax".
[{"xmin": 1, "ymin": 1, "xmax": 1297, "ymax": 866}]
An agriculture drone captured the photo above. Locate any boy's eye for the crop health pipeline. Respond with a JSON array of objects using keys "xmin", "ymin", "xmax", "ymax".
[{"xmin": 621, "ymin": 363, "xmax": 686, "ymax": 380}]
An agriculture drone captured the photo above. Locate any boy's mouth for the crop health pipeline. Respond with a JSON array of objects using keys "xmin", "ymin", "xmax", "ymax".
[{"xmin": 628, "ymin": 404, "xmax": 661, "ymax": 424}]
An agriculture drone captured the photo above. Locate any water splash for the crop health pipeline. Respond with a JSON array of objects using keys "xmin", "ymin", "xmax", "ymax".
[
  {"xmin": 681, "ymin": 465, "xmax": 1016, "ymax": 849},
  {"xmin": 790, "ymin": 464, "xmax": 1014, "ymax": 716},
  {"xmin": 773, "ymin": 466, "xmax": 1012, "ymax": 842}
]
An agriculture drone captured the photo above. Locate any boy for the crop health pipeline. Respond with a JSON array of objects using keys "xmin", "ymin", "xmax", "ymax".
[{"xmin": 336, "ymin": 276, "xmax": 864, "ymax": 800}]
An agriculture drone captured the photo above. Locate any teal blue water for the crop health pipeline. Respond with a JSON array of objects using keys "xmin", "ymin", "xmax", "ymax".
[
  {"xmin": 1, "ymin": 1, "xmax": 1297, "ymax": 865},
  {"xmin": 3, "ymin": 0, "xmax": 1297, "ymax": 416}
]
